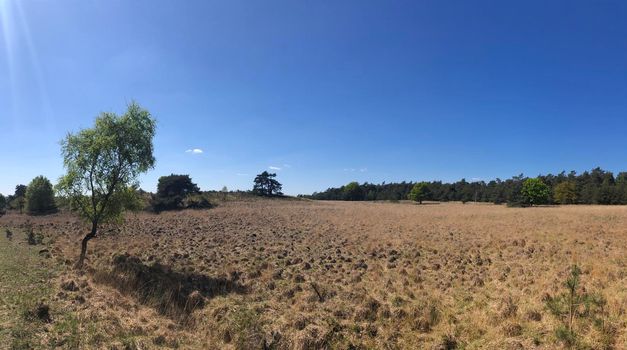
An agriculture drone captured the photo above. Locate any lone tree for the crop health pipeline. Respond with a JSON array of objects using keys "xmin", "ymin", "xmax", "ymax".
[
  {"xmin": 152, "ymin": 174, "xmax": 200, "ymax": 212},
  {"xmin": 26, "ymin": 176, "xmax": 57, "ymax": 215},
  {"xmin": 253, "ymin": 171, "xmax": 283, "ymax": 196},
  {"xmin": 408, "ymin": 182, "xmax": 429, "ymax": 204},
  {"xmin": 521, "ymin": 177, "xmax": 550, "ymax": 206},
  {"xmin": 554, "ymin": 181, "xmax": 578, "ymax": 204},
  {"xmin": 343, "ymin": 182, "xmax": 364, "ymax": 201},
  {"xmin": 57, "ymin": 102, "xmax": 156, "ymax": 269}
]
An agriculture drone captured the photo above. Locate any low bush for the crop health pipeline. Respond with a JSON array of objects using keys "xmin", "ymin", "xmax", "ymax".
[
  {"xmin": 26, "ymin": 225, "xmax": 44, "ymax": 245},
  {"xmin": 182, "ymin": 194, "xmax": 213, "ymax": 209}
]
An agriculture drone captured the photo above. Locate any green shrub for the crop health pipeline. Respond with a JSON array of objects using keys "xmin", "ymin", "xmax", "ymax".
[
  {"xmin": 26, "ymin": 225, "xmax": 44, "ymax": 245},
  {"xmin": 182, "ymin": 194, "xmax": 213, "ymax": 209}
]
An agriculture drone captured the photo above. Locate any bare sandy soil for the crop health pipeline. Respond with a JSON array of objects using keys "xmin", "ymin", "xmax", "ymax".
[{"xmin": 1, "ymin": 200, "xmax": 625, "ymax": 349}]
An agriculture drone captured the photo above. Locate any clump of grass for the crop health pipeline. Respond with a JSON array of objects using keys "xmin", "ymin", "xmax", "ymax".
[
  {"xmin": 410, "ymin": 299, "xmax": 440, "ymax": 332},
  {"xmin": 439, "ymin": 333, "xmax": 458, "ymax": 349},
  {"xmin": 224, "ymin": 306, "xmax": 265, "ymax": 350}
]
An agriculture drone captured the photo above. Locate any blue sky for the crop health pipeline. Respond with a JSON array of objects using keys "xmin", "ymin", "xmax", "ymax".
[{"xmin": 1, "ymin": 1, "xmax": 626, "ymax": 196}]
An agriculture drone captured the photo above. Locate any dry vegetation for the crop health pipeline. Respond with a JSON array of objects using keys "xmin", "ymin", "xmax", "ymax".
[{"xmin": 1, "ymin": 200, "xmax": 626, "ymax": 349}]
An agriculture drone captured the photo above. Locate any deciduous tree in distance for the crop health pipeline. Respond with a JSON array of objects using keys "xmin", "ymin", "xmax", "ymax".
[{"xmin": 408, "ymin": 182, "xmax": 429, "ymax": 204}]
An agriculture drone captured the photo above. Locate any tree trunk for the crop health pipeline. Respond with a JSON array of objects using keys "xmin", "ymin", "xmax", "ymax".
[{"xmin": 76, "ymin": 220, "xmax": 98, "ymax": 269}]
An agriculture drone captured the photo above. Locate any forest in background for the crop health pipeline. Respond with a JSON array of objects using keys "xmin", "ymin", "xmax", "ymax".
[{"xmin": 304, "ymin": 167, "xmax": 627, "ymax": 205}]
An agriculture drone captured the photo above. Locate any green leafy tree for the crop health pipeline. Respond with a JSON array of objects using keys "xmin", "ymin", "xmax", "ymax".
[
  {"xmin": 554, "ymin": 181, "xmax": 578, "ymax": 204},
  {"xmin": 152, "ymin": 174, "xmax": 200, "ymax": 212},
  {"xmin": 25, "ymin": 176, "xmax": 57, "ymax": 215},
  {"xmin": 252, "ymin": 171, "xmax": 283, "ymax": 196},
  {"xmin": 13, "ymin": 184, "xmax": 27, "ymax": 213},
  {"xmin": 56, "ymin": 102, "xmax": 156, "ymax": 269},
  {"xmin": 15, "ymin": 184, "xmax": 27, "ymax": 197},
  {"xmin": 343, "ymin": 182, "xmax": 364, "ymax": 201},
  {"xmin": 0, "ymin": 194, "xmax": 6, "ymax": 215},
  {"xmin": 521, "ymin": 178, "xmax": 550, "ymax": 206},
  {"xmin": 408, "ymin": 182, "xmax": 429, "ymax": 204}
]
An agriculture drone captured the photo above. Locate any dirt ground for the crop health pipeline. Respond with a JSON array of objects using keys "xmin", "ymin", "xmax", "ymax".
[{"xmin": 1, "ymin": 200, "xmax": 625, "ymax": 349}]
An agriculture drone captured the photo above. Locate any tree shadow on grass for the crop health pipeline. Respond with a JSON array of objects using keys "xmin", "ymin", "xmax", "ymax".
[{"xmin": 93, "ymin": 253, "xmax": 247, "ymax": 323}]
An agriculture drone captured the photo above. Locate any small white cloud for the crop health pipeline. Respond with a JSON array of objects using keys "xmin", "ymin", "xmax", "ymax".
[
  {"xmin": 185, "ymin": 148, "xmax": 203, "ymax": 154},
  {"xmin": 269, "ymin": 166, "xmax": 281, "ymax": 170},
  {"xmin": 343, "ymin": 167, "xmax": 367, "ymax": 172}
]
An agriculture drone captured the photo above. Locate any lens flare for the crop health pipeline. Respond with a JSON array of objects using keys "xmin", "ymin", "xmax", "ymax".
[
  {"xmin": 0, "ymin": 0, "xmax": 18, "ymax": 131},
  {"xmin": 15, "ymin": 0, "xmax": 54, "ymax": 132},
  {"xmin": 0, "ymin": 0, "xmax": 54, "ymax": 132}
]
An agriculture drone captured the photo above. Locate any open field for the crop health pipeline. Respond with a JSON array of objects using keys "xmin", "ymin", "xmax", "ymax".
[{"xmin": 0, "ymin": 200, "xmax": 626, "ymax": 349}]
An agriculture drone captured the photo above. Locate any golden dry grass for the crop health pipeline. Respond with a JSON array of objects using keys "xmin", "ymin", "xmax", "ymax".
[{"xmin": 1, "ymin": 200, "xmax": 626, "ymax": 349}]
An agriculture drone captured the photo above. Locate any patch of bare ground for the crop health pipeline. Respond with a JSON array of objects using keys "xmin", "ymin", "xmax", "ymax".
[{"xmin": 1, "ymin": 200, "xmax": 626, "ymax": 349}]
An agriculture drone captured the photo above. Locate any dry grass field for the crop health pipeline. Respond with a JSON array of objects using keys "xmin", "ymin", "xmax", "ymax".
[{"xmin": 1, "ymin": 200, "xmax": 626, "ymax": 349}]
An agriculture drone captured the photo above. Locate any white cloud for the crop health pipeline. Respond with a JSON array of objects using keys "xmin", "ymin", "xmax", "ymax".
[
  {"xmin": 269, "ymin": 166, "xmax": 281, "ymax": 170},
  {"xmin": 236, "ymin": 173, "xmax": 249, "ymax": 176},
  {"xmin": 343, "ymin": 167, "xmax": 368, "ymax": 172},
  {"xmin": 185, "ymin": 148, "xmax": 203, "ymax": 154}
]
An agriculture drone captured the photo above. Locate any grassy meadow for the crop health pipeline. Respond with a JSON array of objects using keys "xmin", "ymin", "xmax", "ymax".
[{"xmin": 0, "ymin": 200, "xmax": 625, "ymax": 349}]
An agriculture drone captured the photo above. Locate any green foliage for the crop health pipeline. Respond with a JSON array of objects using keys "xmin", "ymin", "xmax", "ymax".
[
  {"xmin": 57, "ymin": 102, "xmax": 156, "ymax": 224},
  {"xmin": 181, "ymin": 194, "xmax": 213, "ymax": 210},
  {"xmin": 25, "ymin": 176, "xmax": 57, "ymax": 215},
  {"xmin": 56, "ymin": 102, "xmax": 156, "ymax": 268},
  {"xmin": 408, "ymin": 182, "xmax": 429, "ymax": 204},
  {"xmin": 0, "ymin": 193, "xmax": 6, "ymax": 215},
  {"xmin": 156, "ymin": 174, "xmax": 200, "ymax": 198},
  {"xmin": 520, "ymin": 178, "xmax": 550, "ymax": 206},
  {"xmin": 343, "ymin": 181, "xmax": 364, "ymax": 201},
  {"xmin": 14, "ymin": 185, "xmax": 27, "ymax": 198},
  {"xmin": 228, "ymin": 306, "xmax": 265, "ymax": 349},
  {"xmin": 25, "ymin": 225, "xmax": 44, "ymax": 245},
  {"xmin": 252, "ymin": 171, "xmax": 283, "ymax": 196},
  {"xmin": 544, "ymin": 265, "xmax": 607, "ymax": 348},
  {"xmin": 307, "ymin": 168, "xmax": 627, "ymax": 206},
  {"xmin": 152, "ymin": 174, "xmax": 200, "ymax": 212},
  {"xmin": 10, "ymin": 184, "xmax": 28, "ymax": 213},
  {"xmin": 554, "ymin": 181, "xmax": 578, "ymax": 204}
]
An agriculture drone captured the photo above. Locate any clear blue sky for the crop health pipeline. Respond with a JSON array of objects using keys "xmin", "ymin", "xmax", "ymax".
[{"xmin": 1, "ymin": 1, "xmax": 626, "ymax": 196}]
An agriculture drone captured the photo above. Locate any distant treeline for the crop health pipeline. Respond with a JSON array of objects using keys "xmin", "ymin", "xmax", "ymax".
[{"xmin": 303, "ymin": 168, "xmax": 627, "ymax": 205}]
